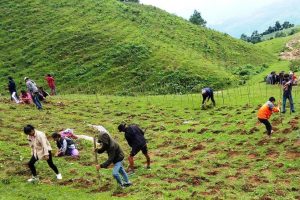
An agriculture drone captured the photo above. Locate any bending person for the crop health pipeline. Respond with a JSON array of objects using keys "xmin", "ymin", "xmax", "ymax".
[{"xmin": 118, "ymin": 123, "xmax": 150, "ymax": 174}]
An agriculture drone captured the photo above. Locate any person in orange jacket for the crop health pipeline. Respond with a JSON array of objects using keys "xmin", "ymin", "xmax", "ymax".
[{"xmin": 257, "ymin": 97, "xmax": 280, "ymax": 136}]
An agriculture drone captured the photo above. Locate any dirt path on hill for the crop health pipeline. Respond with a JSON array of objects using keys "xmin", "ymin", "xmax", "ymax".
[{"xmin": 280, "ymin": 36, "xmax": 300, "ymax": 60}]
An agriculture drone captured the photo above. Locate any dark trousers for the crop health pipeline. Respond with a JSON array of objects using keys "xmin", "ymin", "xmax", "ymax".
[
  {"xmin": 258, "ymin": 118, "xmax": 272, "ymax": 135},
  {"xmin": 28, "ymin": 151, "xmax": 59, "ymax": 176},
  {"xmin": 202, "ymin": 93, "xmax": 216, "ymax": 106},
  {"xmin": 32, "ymin": 93, "xmax": 42, "ymax": 110}
]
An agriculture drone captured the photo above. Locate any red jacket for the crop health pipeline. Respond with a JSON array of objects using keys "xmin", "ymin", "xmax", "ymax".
[{"xmin": 45, "ymin": 76, "xmax": 55, "ymax": 88}]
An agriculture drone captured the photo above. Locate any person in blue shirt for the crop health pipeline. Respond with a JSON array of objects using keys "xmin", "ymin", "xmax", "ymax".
[{"xmin": 202, "ymin": 87, "xmax": 216, "ymax": 109}]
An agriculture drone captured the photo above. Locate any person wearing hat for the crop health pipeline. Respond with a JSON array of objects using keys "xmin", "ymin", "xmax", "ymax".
[
  {"xmin": 24, "ymin": 77, "xmax": 42, "ymax": 110},
  {"xmin": 201, "ymin": 87, "xmax": 216, "ymax": 109},
  {"xmin": 282, "ymin": 74, "xmax": 295, "ymax": 113},
  {"xmin": 94, "ymin": 125, "xmax": 132, "ymax": 188},
  {"xmin": 118, "ymin": 124, "xmax": 150, "ymax": 174}
]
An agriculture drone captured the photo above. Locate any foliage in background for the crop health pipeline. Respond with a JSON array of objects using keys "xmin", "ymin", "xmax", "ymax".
[
  {"xmin": 189, "ymin": 10, "xmax": 207, "ymax": 27},
  {"xmin": 289, "ymin": 60, "xmax": 300, "ymax": 72},
  {"xmin": 241, "ymin": 21, "xmax": 298, "ymax": 44}
]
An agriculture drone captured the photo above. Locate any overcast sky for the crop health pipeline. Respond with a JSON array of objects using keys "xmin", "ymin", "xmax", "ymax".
[{"xmin": 140, "ymin": 0, "xmax": 285, "ymax": 25}]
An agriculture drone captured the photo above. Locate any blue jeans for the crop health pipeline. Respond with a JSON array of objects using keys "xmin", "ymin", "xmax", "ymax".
[
  {"xmin": 32, "ymin": 93, "xmax": 42, "ymax": 110},
  {"xmin": 282, "ymin": 94, "xmax": 294, "ymax": 112},
  {"xmin": 112, "ymin": 161, "xmax": 129, "ymax": 186}
]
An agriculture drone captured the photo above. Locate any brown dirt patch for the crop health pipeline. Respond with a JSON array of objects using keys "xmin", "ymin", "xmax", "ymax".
[
  {"xmin": 249, "ymin": 127, "xmax": 259, "ymax": 134},
  {"xmin": 260, "ymin": 195, "xmax": 273, "ymax": 200},
  {"xmin": 197, "ymin": 128, "xmax": 209, "ymax": 134},
  {"xmin": 157, "ymin": 141, "xmax": 172, "ymax": 148},
  {"xmin": 248, "ymin": 153, "xmax": 258, "ymax": 159},
  {"xmin": 282, "ymin": 128, "xmax": 292, "ymax": 134},
  {"xmin": 286, "ymin": 168, "xmax": 298, "ymax": 175},
  {"xmin": 90, "ymin": 183, "xmax": 111, "ymax": 193},
  {"xmin": 227, "ymin": 150, "xmax": 240, "ymax": 157},
  {"xmin": 249, "ymin": 175, "xmax": 269, "ymax": 186},
  {"xmin": 266, "ymin": 151, "xmax": 279, "ymax": 159},
  {"xmin": 286, "ymin": 151, "xmax": 300, "ymax": 159},
  {"xmin": 274, "ymin": 138, "xmax": 287, "ymax": 144},
  {"xmin": 205, "ymin": 170, "xmax": 219, "ymax": 176},
  {"xmin": 187, "ymin": 128, "xmax": 196, "ymax": 133},
  {"xmin": 257, "ymin": 139, "xmax": 269, "ymax": 146},
  {"xmin": 171, "ymin": 129, "xmax": 181, "ymax": 134},
  {"xmin": 226, "ymin": 176, "xmax": 238, "ymax": 181},
  {"xmin": 275, "ymin": 163, "xmax": 284, "ymax": 168},
  {"xmin": 112, "ymin": 191, "xmax": 128, "ymax": 197},
  {"xmin": 294, "ymin": 139, "xmax": 300, "ymax": 147},
  {"xmin": 190, "ymin": 144, "xmax": 205, "ymax": 152},
  {"xmin": 173, "ymin": 144, "xmax": 188, "ymax": 150}
]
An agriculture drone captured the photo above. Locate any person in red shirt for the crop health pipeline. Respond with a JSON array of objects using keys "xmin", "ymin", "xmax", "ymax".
[
  {"xmin": 257, "ymin": 97, "xmax": 280, "ymax": 136},
  {"xmin": 45, "ymin": 74, "xmax": 56, "ymax": 95}
]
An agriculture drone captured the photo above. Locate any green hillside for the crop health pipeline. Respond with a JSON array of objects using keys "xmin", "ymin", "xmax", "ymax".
[{"xmin": 0, "ymin": 0, "xmax": 275, "ymax": 95}]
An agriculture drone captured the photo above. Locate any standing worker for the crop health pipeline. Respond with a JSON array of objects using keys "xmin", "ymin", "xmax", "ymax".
[
  {"xmin": 281, "ymin": 74, "xmax": 295, "ymax": 113},
  {"xmin": 94, "ymin": 126, "xmax": 132, "ymax": 188},
  {"xmin": 257, "ymin": 97, "xmax": 280, "ymax": 136},
  {"xmin": 201, "ymin": 87, "xmax": 216, "ymax": 109},
  {"xmin": 45, "ymin": 74, "xmax": 56, "ymax": 95},
  {"xmin": 24, "ymin": 77, "xmax": 42, "ymax": 110},
  {"xmin": 23, "ymin": 125, "xmax": 62, "ymax": 182},
  {"xmin": 118, "ymin": 124, "xmax": 151, "ymax": 174},
  {"xmin": 8, "ymin": 76, "xmax": 19, "ymax": 103}
]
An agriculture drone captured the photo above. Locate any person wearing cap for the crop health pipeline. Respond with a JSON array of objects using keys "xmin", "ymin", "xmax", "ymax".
[
  {"xmin": 93, "ymin": 125, "xmax": 132, "ymax": 188},
  {"xmin": 118, "ymin": 124, "xmax": 150, "ymax": 174},
  {"xmin": 257, "ymin": 97, "xmax": 280, "ymax": 136},
  {"xmin": 24, "ymin": 77, "xmax": 42, "ymax": 110},
  {"xmin": 201, "ymin": 87, "xmax": 216, "ymax": 109},
  {"xmin": 282, "ymin": 73, "xmax": 295, "ymax": 113},
  {"xmin": 23, "ymin": 124, "xmax": 62, "ymax": 182}
]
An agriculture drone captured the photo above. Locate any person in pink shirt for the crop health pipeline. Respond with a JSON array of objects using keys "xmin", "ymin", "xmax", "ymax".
[
  {"xmin": 20, "ymin": 90, "xmax": 32, "ymax": 104},
  {"xmin": 45, "ymin": 74, "xmax": 56, "ymax": 95}
]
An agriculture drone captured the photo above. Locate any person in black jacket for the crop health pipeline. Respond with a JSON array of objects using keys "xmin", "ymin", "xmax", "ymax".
[
  {"xmin": 118, "ymin": 124, "xmax": 151, "ymax": 173},
  {"xmin": 8, "ymin": 77, "xmax": 19, "ymax": 103},
  {"xmin": 95, "ymin": 130, "xmax": 131, "ymax": 188}
]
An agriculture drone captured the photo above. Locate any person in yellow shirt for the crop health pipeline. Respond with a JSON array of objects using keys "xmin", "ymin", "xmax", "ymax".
[
  {"xmin": 23, "ymin": 125, "xmax": 62, "ymax": 182},
  {"xmin": 257, "ymin": 97, "xmax": 280, "ymax": 136}
]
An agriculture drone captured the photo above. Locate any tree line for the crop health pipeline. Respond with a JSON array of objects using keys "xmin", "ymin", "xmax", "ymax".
[{"xmin": 241, "ymin": 21, "xmax": 295, "ymax": 44}]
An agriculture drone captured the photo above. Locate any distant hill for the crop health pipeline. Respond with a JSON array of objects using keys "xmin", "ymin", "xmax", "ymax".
[
  {"xmin": 0, "ymin": 0, "xmax": 275, "ymax": 95},
  {"xmin": 213, "ymin": 0, "xmax": 300, "ymax": 38},
  {"xmin": 262, "ymin": 25, "xmax": 300, "ymax": 41}
]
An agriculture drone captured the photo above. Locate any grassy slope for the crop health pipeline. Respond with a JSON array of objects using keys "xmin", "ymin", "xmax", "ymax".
[
  {"xmin": 0, "ymin": 0, "xmax": 275, "ymax": 94},
  {"xmin": 0, "ymin": 91, "xmax": 299, "ymax": 200}
]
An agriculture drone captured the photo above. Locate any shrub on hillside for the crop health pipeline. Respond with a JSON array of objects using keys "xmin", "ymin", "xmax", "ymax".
[{"xmin": 290, "ymin": 60, "xmax": 300, "ymax": 72}]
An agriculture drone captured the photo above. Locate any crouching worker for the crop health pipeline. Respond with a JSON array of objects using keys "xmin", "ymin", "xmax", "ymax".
[
  {"xmin": 201, "ymin": 87, "xmax": 216, "ymax": 109},
  {"xmin": 257, "ymin": 97, "xmax": 280, "ymax": 136},
  {"xmin": 23, "ymin": 125, "xmax": 62, "ymax": 182},
  {"xmin": 52, "ymin": 133, "xmax": 79, "ymax": 158},
  {"xmin": 95, "ymin": 130, "xmax": 132, "ymax": 188},
  {"xmin": 118, "ymin": 124, "xmax": 151, "ymax": 174}
]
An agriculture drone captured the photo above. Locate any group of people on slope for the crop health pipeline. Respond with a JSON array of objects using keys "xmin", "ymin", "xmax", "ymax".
[
  {"xmin": 266, "ymin": 71, "xmax": 297, "ymax": 85},
  {"xmin": 7, "ymin": 74, "xmax": 56, "ymax": 110},
  {"xmin": 258, "ymin": 72, "xmax": 296, "ymax": 136},
  {"xmin": 23, "ymin": 123, "xmax": 151, "ymax": 189}
]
